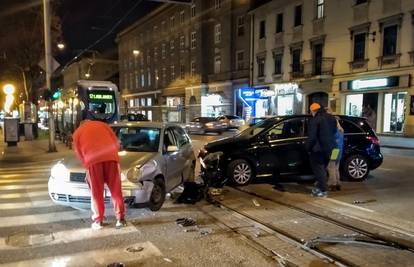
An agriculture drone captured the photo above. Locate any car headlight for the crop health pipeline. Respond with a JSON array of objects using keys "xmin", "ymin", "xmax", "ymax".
[
  {"xmin": 126, "ymin": 160, "xmax": 157, "ymax": 183},
  {"xmin": 51, "ymin": 162, "xmax": 70, "ymax": 182},
  {"xmin": 205, "ymin": 122, "xmax": 214, "ymax": 127}
]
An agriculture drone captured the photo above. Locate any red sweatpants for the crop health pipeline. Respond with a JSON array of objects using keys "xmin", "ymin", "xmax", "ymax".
[{"xmin": 87, "ymin": 161, "xmax": 125, "ymax": 222}]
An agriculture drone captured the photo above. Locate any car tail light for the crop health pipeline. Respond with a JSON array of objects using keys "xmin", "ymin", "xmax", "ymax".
[{"xmin": 366, "ymin": 136, "xmax": 380, "ymax": 145}]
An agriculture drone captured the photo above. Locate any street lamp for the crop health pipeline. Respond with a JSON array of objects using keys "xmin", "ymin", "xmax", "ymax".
[
  {"xmin": 3, "ymin": 83, "xmax": 16, "ymax": 114},
  {"xmin": 133, "ymin": 50, "xmax": 140, "ymax": 56},
  {"xmin": 57, "ymin": 43, "xmax": 65, "ymax": 50}
]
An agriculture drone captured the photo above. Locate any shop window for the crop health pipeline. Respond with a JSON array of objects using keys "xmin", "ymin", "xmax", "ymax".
[
  {"xmin": 237, "ymin": 16, "xmax": 245, "ymax": 36},
  {"xmin": 276, "ymin": 13, "xmax": 283, "ymax": 33},
  {"xmin": 129, "ymin": 99, "xmax": 134, "ymax": 108},
  {"xmin": 274, "ymin": 53, "xmax": 283, "ymax": 75},
  {"xmin": 259, "ymin": 20, "xmax": 266, "ymax": 39},
  {"xmin": 147, "ymin": 110, "xmax": 153, "ymax": 121},
  {"xmin": 353, "ymin": 33, "xmax": 366, "ymax": 61},
  {"xmin": 257, "ymin": 57, "xmax": 265, "ymax": 77},
  {"xmin": 147, "ymin": 98, "xmax": 152, "ymax": 106},
  {"xmin": 316, "ymin": 0, "xmax": 324, "ymax": 19},
  {"xmin": 294, "ymin": 5, "xmax": 302, "ymax": 27},
  {"xmin": 141, "ymin": 98, "xmax": 146, "ymax": 107},
  {"xmin": 134, "ymin": 98, "xmax": 140, "ymax": 107},
  {"xmin": 383, "ymin": 25, "xmax": 397, "ymax": 57}
]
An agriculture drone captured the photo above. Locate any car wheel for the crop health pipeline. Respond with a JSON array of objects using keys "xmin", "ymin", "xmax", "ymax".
[
  {"xmin": 228, "ymin": 159, "xmax": 253, "ymax": 186},
  {"xmin": 343, "ymin": 155, "xmax": 369, "ymax": 181},
  {"xmin": 148, "ymin": 177, "xmax": 166, "ymax": 211}
]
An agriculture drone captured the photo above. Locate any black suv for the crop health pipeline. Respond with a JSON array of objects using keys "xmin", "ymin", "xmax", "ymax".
[{"xmin": 199, "ymin": 115, "xmax": 383, "ymax": 186}]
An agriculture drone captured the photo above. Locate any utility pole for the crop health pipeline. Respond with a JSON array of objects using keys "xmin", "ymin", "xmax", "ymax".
[{"xmin": 43, "ymin": 0, "xmax": 57, "ymax": 152}]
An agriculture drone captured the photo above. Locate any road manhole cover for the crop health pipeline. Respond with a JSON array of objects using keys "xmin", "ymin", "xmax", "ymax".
[{"xmin": 6, "ymin": 231, "xmax": 54, "ymax": 247}]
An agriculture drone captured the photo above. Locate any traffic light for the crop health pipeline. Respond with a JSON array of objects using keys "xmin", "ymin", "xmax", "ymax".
[
  {"xmin": 44, "ymin": 88, "xmax": 61, "ymax": 101},
  {"xmin": 52, "ymin": 89, "xmax": 61, "ymax": 100}
]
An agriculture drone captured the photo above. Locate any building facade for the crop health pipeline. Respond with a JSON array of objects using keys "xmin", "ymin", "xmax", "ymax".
[
  {"xmin": 117, "ymin": 0, "xmax": 251, "ymax": 123},
  {"xmin": 250, "ymin": 0, "xmax": 414, "ymax": 136}
]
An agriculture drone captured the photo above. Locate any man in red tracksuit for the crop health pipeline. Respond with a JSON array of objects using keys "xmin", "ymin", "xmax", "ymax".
[{"xmin": 73, "ymin": 115, "xmax": 126, "ymax": 229}]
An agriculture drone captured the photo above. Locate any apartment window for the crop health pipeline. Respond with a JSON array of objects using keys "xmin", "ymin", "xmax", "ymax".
[
  {"xmin": 276, "ymin": 13, "xmax": 283, "ymax": 33},
  {"xmin": 162, "ymin": 67, "xmax": 166, "ymax": 83},
  {"xmin": 170, "ymin": 16, "xmax": 175, "ymax": 28},
  {"xmin": 191, "ymin": 31, "xmax": 197, "ymax": 49},
  {"xmin": 147, "ymin": 54, "xmax": 151, "ymax": 65},
  {"xmin": 141, "ymin": 72, "xmax": 145, "ymax": 87},
  {"xmin": 180, "ymin": 11, "xmax": 185, "ymax": 24},
  {"xmin": 147, "ymin": 98, "xmax": 152, "ymax": 106},
  {"xmin": 353, "ymin": 33, "xmax": 366, "ymax": 61},
  {"xmin": 191, "ymin": 61, "xmax": 196, "ymax": 76},
  {"xmin": 313, "ymin": 43, "xmax": 323, "ymax": 75},
  {"xmin": 237, "ymin": 16, "xmax": 245, "ymax": 36},
  {"xmin": 153, "ymin": 25, "xmax": 158, "ymax": 33},
  {"xmin": 236, "ymin": 51, "xmax": 244, "ymax": 70},
  {"xmin": 134, "ymin": 98, "xmax": 139, "ymax": 107},
  {"xmin": 274, "ymin": 54, "xmax": 283, "ymax": 75},
  {"xmin": 257, "ymin": 57, "xmax": 265, "ymax": 77},
  {"xmin": 155, "ymin": 69, "xmax": 159, "ymax": 86},
  {"xmin": 124, "ymin": 74, "xmax": 128, "ymax": 89},
  {"xmin": 161, "ymin": 21, "xmax": 166, "ymax": 32},
  {"xmin": 215, "ymin": 24, "xmax": 221, "ymax": 43},
  {"xmin": 162, "ymin": 43, "xmax": 166, "ymax": 58},
  {"xmin": 129, "ymin": 99, "xmax": 134, "ymax": 108},
  {"xmin": 191, "ymin": 4, "xmax": 196, "ymax": 18},
  {"xmin": 180, "ymin": 36, "xmax": 185, "ymax": 49},
  {"xmin": 170, "ymin": 39, "xmax": 175, "ymax": 51},
  {"xmin": 383, "ymin": 25, "xmax": 398, "ymax": 56},
  {"xmin": 171, "ymin": 65, "xmax": 175, "ymax": 79},
  {"xmin": 214, "ymin": 56, "xmax": 221, "ymax": 74},
  {"xmin": 294, "ymin": 5, "xmax": 302, "ymax": 27},
  {"xmin": 147, "ymin": 69, "xmax": 151, "ymax": 86},
  {"xmin": 356, "ymin": 0, "xmax": 367, "ymax": 4},
  {"xmin": 130, "ymin": 74, "xmax": 134, "ymax": 88},
  {"xmin": 259, "ymin": 20, "xmax": 266, "ymax": 39},
  {"xmin": 135, "ymin": 71, "xmax": 139, "ymax": 88},
  {"xmin": 316, "ymin": 0, "xmax": 324, "ymax": 19},
  {"xmin": 291, "ymin": 49, "xmax": 301, "ymax": 73},
  {"xmin": 141, "ymin": 98, "xmax": 146, "ymax": 106},
  {"xmin": 154, "ymin": 47, "xmax": 158, "ymax": 59},
  {"xmin": 180, "ymin": 64, "xmax": 185, "ymax": 79},
  {"xmin": 215, "ymin": 0, "xmax": 221, "ymax": 9}
]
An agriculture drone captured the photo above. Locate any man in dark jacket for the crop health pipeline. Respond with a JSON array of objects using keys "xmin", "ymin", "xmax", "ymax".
[{"xmin": 306, "ymin": 103, "xmax": 337, "ymax": 197}]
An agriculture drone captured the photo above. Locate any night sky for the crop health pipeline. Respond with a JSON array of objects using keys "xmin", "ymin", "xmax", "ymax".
[{"xmin": 57, "ymin": 0, "xmax": 160, "ymax": 64}]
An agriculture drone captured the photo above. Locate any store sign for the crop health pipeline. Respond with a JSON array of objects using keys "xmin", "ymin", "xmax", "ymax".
[
  {"xmin": 238, "ymin": 88, "xmax": 273, "ymax": 104},
  {"xmin": 352, "ymin": 78, "xmax": 388, "ymax": 90},
  {"xmin": 346, "ymin": 76, "xmax": 400, "ymax": 91},
  {"xmin": 274, "ymin": 83, "xmax": 299, "ymax": 95},
  {"xmin": 89, "ymin": 93, "xmax": 113, "ymax": 100}
]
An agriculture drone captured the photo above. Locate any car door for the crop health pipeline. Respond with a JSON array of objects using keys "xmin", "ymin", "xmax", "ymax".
[
  {"xmin": 257, "ymin": 118, "xmax": 308, "ymax": 175},
  {"xmin": 162, "ymin": 127, "xmax": 182, "ymax": 191},
  {"xmin": 171, "ymin": 126, "xmax": 194, "ymax": 183}
]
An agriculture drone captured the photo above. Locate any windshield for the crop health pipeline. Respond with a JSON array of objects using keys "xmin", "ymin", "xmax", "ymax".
[
  {"xmin": 238, "ymin": 117, "xmax": 281, "ymax": 138},
  {"xmin": 87, "ymin": 90, "xmax": 116, "ymax": 119},
  {"xmin": 113, "ymin": 127, "xmax": 160, "ymax": 152}
]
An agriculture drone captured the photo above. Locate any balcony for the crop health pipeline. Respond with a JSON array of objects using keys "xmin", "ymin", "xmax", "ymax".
[
  {"xmin": 302, "ymin": 57, "xmax": 335, "ymax": 77},
  {"xmin": 348, "ymin": 59, "xmax": 369, "ymax": 71},
  {"xmin": 377, "ymin": 54, "xmax": 401, "ymax": 68}
]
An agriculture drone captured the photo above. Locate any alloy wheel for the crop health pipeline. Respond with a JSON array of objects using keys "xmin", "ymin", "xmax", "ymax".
[
  {"xmin": 233, "ymin": 163, "xmax": 252, "ymax": 185},
  {"xmin": 348, "ymin": 158, "xmax": 368, "ymax": 180}
]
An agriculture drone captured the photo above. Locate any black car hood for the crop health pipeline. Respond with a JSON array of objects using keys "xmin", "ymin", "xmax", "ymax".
[{"xmin": 205, "ymin": 135, "xmax": 250, "ymax": 152}]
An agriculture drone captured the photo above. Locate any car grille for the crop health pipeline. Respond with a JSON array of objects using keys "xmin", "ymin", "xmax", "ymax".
[
  {"xmin": 68, "ymin": 196, "xmax": 111, "ymax": 203},
  {"xmin": 70, "ymin": 172, "xmax": 86, "ymax": 183}
]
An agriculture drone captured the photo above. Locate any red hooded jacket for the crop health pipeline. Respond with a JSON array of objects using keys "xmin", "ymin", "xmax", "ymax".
[{"xmin": 72, "ymin": 120, "xmax": 119, "ymax": 168}]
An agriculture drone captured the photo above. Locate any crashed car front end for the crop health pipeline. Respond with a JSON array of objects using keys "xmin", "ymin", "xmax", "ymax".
[
  {"xmin": 198, "ymin": 148, "xmax": 227, "ymax": 188},
  {"xmin": 48, "ymin": 155, "xmax": 161, "ymax": 210}
]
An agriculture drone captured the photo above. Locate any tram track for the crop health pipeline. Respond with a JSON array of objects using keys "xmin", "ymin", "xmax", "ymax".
[{"xmin": 204, "ymin": 186, "xmax": 414, "ymax": 267}]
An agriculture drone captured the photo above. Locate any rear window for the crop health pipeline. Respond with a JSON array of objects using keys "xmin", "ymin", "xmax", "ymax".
[{"xmin": 340, "ymin": 119, "xmax": 363, "ymax": 134}]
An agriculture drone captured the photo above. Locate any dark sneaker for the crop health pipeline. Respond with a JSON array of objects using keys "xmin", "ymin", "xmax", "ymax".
[
  {"xmin": 116, "ymin": 219, "xmax": 127, "ymax": 229},
  {"xmin": 311, "ymin": 190, "xmax": 328, "ymax": 198},
  {"xmin": 91, "ymin": 221, "xmax": 103, "ymax": 230},
  {"xmin": 336, "ymin": 185, "xmax": 341, "ymax": 191}
]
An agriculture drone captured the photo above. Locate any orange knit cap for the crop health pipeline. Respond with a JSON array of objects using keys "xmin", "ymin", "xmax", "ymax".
[{"xmin": 309, "ymin": 103, "xmax": 321, "ymax": 112}]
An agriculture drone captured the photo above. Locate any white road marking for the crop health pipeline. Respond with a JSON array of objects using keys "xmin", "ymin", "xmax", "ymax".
[
  {"xmin": 0, "ymin": 225, "xmax": 138, "ymax": 250},
  {"xmin": 0, "ymin": 190, "xmax": 47, "ymax": 199},
  {"xmin": 0, "ymin": 200, "xmax": 56, "ymax": 210},
  {"xmin": 377, "ymin": 167, "xmax": 394, "ymax": 171},
  {"xmin": 0, "ymin": 178, "xmax": 47, "ymax": 184},
  {"xmin": 0, "ymin": 241, "xmax": 162, "ymax": 267},
  {"xmin": 0, "ymin": 210, "xmax": 90, "ymax": 228},
  {"xmin": 0, "ymin": 184, "xmax": 47, "ymax": 190}
]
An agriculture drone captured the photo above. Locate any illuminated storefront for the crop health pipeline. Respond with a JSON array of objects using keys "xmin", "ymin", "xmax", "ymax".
[
  {"xmin": 201, "ymin": 94, "xmax": 228, "ymax": 117},
  {"xmin": 340, "ymin": 75, "xmax": 410, "ymax": 134}
]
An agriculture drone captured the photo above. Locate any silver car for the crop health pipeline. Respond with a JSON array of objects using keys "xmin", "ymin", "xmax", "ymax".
[
  {"xmin": 186, "ymin": 117, "xmax": 225, "ymax": 134},
  {"xmin": 48, "ymin": 122, "xmax": 196, "ymax": 211},
  {"xmin": 216, "ymin": 115, "xmax": 245, "ymax": 130}
]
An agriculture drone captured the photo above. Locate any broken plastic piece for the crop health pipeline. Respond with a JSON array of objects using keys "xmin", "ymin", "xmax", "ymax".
[
  {"xmin": 252, "ymin": 199, "xmax": 261, "ymax": 207},
  {"xmin": 163, "ymin": 258, "xmax": 173, "ymax": 263}
]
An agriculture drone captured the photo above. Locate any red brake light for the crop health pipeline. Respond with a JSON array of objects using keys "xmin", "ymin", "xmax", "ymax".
[{"xmin": 366, "ymin": 136, "xmax": 380, "ymax": 145}]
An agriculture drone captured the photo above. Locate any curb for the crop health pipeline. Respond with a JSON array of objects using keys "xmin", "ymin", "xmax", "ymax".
[{"xmin": 381, "ymin": 145, "xmax": 414, "ymax": 150}]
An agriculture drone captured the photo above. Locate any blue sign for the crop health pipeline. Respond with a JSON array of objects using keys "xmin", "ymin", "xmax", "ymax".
[{"xmin": 238, "ymin": 87, "xmax": 274, "ymax": 118}]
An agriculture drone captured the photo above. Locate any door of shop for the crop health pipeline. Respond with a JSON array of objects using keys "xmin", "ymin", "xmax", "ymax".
[{"xmin": 383, "ymin": 92, "xmax": 406, "ymax": 134}]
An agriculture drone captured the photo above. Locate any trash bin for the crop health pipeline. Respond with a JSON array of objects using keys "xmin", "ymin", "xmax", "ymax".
[{"xmin": 4, "ymin": 118, "xmax": 20, "ymax": 146}]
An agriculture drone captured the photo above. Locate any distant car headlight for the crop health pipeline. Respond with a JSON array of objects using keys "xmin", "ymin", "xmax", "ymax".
[
  {"xmin": 205, "ymin": 122, "xmax": 214, "ymax": 127},
  {"xmin": 51, "ymin": 162, "xmax": 70, "ymax": 182},
  {"xmin": 126, "ymin": 160, "xmax": 158, "ymax": 183}
]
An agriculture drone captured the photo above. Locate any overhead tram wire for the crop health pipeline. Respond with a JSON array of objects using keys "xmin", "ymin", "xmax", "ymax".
[{"xmin": 59, "ymin": 0, "xmax": 144, "ymax": 74}]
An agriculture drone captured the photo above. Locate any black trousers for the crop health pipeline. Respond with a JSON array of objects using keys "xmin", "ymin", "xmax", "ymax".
[{"xmin": 309, "ymin": 152, "xmax": 330, "ymax": 192}]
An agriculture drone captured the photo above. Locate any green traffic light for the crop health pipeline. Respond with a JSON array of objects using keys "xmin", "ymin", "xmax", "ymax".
[{"xmin": 52, "ymin": 91, "xmax": 61, "ymax": 100}]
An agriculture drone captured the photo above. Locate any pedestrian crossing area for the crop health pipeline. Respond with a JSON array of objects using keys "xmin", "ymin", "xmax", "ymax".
[{"xmin": 0, "ymin": 162, "xmax": 156, "ymax": 266}]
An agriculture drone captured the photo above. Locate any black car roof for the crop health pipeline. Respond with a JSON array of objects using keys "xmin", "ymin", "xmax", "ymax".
[{"xmin": 266, "ymin": 114, "xmax": 366, "ymax": 122}]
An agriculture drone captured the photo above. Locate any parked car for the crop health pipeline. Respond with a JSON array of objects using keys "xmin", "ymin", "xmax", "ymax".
[
  {"xmin": 186, "ymin": 117, "xmax": 225, "ymax": 134},
  {"xmin": 199, "ymin": 115, "xmax": 383, "ymax": 186},
  {"xmin": 120, "ymin": 113, "xmax": 149, "ymax": 122},
  {"xmin": 48, "ymin": 122, "xmax": 196, "ymax": 211},
  {"xmin": 216, "ymin": 115, "xmax": 245, "ymax": 130}
]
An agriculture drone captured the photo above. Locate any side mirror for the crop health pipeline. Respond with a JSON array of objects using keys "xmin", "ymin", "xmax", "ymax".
[{"xmin": 167, "ymin": 145, "xmax": 179, "ymax": 153}]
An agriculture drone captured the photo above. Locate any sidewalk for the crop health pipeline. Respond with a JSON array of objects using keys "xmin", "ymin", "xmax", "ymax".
[
  {"xmin": 379, "ymin": 135, "xmax": 414, "ymax": 149},
  {"xmin": 0, "ymin": 133, "xmax": 72, "ymax": 164}
]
